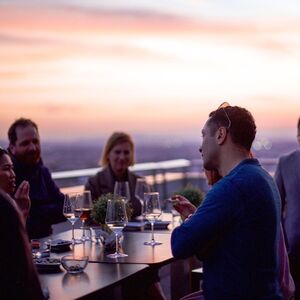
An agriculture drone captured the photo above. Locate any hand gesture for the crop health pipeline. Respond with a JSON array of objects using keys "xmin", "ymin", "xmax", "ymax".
[
  {"xmin": 171, "ymin": 194, "xmax": 196, "ymax": 220},
  {"xmin": 14, "ymin": 181, "xmax": 31, "ymax": 220}
]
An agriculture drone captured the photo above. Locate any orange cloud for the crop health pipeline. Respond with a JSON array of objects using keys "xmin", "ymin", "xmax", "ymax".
[{"xmin": 0, "ymin": 3, "xmax": 299, "ymax": 141}]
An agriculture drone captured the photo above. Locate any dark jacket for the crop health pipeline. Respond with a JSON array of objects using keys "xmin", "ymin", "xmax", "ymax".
[
  {"xmin": 12, "ymin": 157, "xmax": 65, "ymax": 239},
  {"xmin": 84, "ymin": 166, "xmax": 142, "ymax": 219},
  {"xmin": 0, "ymin": 191, "xmax": 44, "ymax": 300}
]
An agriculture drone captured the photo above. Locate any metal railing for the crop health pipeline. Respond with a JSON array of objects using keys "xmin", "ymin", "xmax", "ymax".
[
  {"xmin": 53, "ymin": 158, "xmax": 278, "ymax": 199},
  {"xmin": 52, "ymin": 158, "xmax": 191, "ymax": 180},
  {"xmin": 54, "ymin": 159, "xmax": 192, "ymax": 197}
]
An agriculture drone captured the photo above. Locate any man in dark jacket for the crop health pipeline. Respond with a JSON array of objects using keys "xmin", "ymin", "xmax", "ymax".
[
  {"xmin": 8, "ymin": 118, "xmax": 65, "ymax": 239},
  {"xmin": 275, "ymin": 116, "xmax": 300, "ymax": 299}
]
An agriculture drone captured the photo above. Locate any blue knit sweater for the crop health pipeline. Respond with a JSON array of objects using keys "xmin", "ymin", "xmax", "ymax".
[{"xmin": 171, "ymin": 159, "xmax": 282, "ymax": 300}]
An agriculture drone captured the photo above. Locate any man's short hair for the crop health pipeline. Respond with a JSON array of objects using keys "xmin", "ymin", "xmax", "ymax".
[
  {"xmin": 208, "ymin": 105, "xmax": 256, "ymax": 151},
  {"xmin": 8, "ymin": 118, "xmax": 39, "ymax": 145}
]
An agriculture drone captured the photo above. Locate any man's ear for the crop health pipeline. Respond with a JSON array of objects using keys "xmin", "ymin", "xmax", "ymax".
[
  {"xmin": 9, "ymin": 144, "xmax": 15, "ymax": 155},
  {"xmin": 216, "ymin": 127, "xmax": 227, "ymax": 145}
]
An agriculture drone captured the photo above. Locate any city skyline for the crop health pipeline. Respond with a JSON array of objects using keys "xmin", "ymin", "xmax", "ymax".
[{"xmin": 1, "ymin": 0, "xmax": 300, "ymax": 141}]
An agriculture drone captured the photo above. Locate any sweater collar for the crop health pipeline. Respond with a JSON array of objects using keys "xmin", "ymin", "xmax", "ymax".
[
  {"xmin": 11, "ymin": 154, "xmax": 43, "ymax": 175},
  {"xmin": 227, "ymin": 158, "xmax": 260, "ymax": 176}
]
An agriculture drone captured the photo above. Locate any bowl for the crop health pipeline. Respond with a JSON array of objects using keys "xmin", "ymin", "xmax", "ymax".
[{"xmin": 61, "ymin": 255, "xmax": 88, "ymax": 274}]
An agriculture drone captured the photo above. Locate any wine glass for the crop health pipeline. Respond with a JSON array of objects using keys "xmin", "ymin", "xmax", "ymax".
[
  {"xmin": 105, "ymin": 198, "xmax": 128, "ymax": 258},
  {"xmin": 143, "ymin": 192, "xmax": 162, "ymax": 246},
  {"xmin": 114, "ymin": 181, "xmax": 130, "ymax": 203},
  {"xmin": 135, "ymin": 178, "xmax": 151, "ymax": 218},
  {"xmin": 63, "ymin": 193, "xmax": 82, "ymax": 245},
  {"xmin": 78, "ymin": 191, "xmax": 92, "ymax": 242}
]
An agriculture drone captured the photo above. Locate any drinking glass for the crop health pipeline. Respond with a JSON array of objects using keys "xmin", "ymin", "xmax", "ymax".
[
  {"xmin": 63, "ymin": 193, "xmax": 82, "ymax": 245},
  {"xmin": 78, "ymin": 191, "xmax": 92, "ymax": 242},
  {"xmin": 135, "ymin": 178, "xmax": 151, "ymax": 218},
  {"xmin": 105, "ymin": 198, "xmax": 128, "ymax": 258},
  {"xmin": 114, "ymin": 181, "xmax": 130, "ymax": 203},
  {"xmin": 143, "ymin": 192, "xmax": 162, "ymax": 246}
]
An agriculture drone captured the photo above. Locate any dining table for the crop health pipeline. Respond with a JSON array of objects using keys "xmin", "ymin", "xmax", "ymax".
[
  {"xmin": 38, "ymin": 262, "xmax": 150, "ymax": 300},
  {"xmin": 49, "ymin": 230, "xmax": 174, "ymax": 267},
  {"xmin": 37, "ymin": 219, "xmax": 199, "ymax": 299}
]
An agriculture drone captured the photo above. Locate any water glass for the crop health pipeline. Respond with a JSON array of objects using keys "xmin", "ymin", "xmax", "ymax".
[
  {"xmin": 143, "ymin": 192, "xmax": 162, "ymax": 246},
  {"xmin": 114, "ymin": 181, "xmax": 130, "ymax": 203},
  {"xmin": 105, "ymin": 198, "xmax": 128, "ymax": 258}
]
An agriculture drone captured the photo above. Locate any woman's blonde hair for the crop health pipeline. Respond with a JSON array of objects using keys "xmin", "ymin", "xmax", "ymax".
[{"xmin": 100, "ymin": 132, "xmax": 135, "ymax": 167}]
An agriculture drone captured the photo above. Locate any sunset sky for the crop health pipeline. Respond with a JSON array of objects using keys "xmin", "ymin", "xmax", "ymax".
[{"xmin": 0, "ymin": 0, "xmax": 300, "ymax": 142}]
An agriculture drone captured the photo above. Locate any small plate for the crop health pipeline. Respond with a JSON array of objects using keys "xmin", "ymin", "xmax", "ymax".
[
  {"xmin": 145, "ymin": 220, "xmax": 171, "ymax": 230},
  {"xmin": 34, "ymin": 258, "xmax": 62, "ymax": 273},
  {"xmin": 124, "ymin": 221, "xmax": 147, "ymax": 231},
  {"xmin": 50, "ymin": 239, "xmax": 72, "ymax": 252}
]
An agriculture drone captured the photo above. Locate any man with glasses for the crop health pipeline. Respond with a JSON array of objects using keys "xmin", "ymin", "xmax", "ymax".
[
  {"xmin": 171, "ymin": 104, "xmax": 282, "ymax": 299},
  {"xmin": 7, "ymin": 118, "xmax": 65, "ymax": 239},
  {"xmin": 275, "ymin": 117, "xmax": 300, "ymax": 300}
]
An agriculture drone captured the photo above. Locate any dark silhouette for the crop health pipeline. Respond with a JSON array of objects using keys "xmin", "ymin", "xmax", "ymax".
[{"xmin": 0, "ymin": 190, "xmax": 44, "ymax": 300}]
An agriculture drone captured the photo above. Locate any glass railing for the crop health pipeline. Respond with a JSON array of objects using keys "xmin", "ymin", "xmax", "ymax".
[{"xmin": 53, "ymin": 158, "xmax": 278, "ymax": 200}]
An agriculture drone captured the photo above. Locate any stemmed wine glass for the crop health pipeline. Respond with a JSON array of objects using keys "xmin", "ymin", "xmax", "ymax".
[
  {"xmin": 135, "ymin": 178, "xmax": 151, "ymax": 218},
  {"xmin": 63, "ymin": 193, "xmax": 82, "ymax": 245},
  {"xmin": 78, "ymin": 191, "xmax": 92, "ymax": 242},
  {"xmin": 105, "ymin": 198, "xmax": 128, "ymax": 258},
  {"xmin": 143, "ymin": 192, "xmax": 162, "ymax": 246},
  {"xmin": 114, "ymin": 181, "xmax": 130, "ymax": 203}
]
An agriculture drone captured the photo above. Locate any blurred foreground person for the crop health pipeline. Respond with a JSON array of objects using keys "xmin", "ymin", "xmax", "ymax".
[
  {"xmin": 0, "ymin": 190, "xmax": 44, "ymax": 300},
  {"xmin": 85, "ymin": 132, "xmax": 142, "ymax": 218},
  {"xmin": 8, "ymin": 118, "xmax": 65, "ymax": 239},
  {"xmin": 275, "ymin": 116, "xmax": 300, "ymax": 299},
  {"xmin": 171, "ymin": 104, "xmax": 282, "ymax": 299}
]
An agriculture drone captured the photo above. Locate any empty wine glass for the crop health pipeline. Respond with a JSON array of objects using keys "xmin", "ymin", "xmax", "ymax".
[
  {"xmin": 114, "ymin": 181, "xmax": 130, "ymax": 203},
  {"xmin": 105, "ymin": 198, "xmax": 128, "ymax": 258},
  {"xmin": 135, "ymin": 178, "xmax": 151, "ymax": 218},
  {"xmin": 78, "ymin": 191, "xmax": 92, "ymax": 242},
  {"xmin": 63, "ymin": 193, "xmax": 82, "ymax": 245},
  {"xmin": 143, "ymin": 192, "xmax": 162, "ymax": 246}
]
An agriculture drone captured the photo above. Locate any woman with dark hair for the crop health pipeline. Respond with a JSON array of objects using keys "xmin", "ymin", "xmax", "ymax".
[
  {"xmin": 0, "ymin": 190, "xmax": 44, "ymax": 299},
  {"xmin": 0, "ymin": 147, "xmax": 30, "ymax": 220}
]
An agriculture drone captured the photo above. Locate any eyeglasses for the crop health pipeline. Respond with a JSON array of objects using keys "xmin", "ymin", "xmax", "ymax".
[{"xmin": 217, "ymin": 101, "xmax": 231, "ymax": 129}]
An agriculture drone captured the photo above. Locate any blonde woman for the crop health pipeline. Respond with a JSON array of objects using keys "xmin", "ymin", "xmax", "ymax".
[{"xmin": 85, "ymin": 132, "xmax": 142, "ymax": 218}]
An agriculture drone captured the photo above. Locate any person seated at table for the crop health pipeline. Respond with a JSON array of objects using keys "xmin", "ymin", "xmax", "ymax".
[
  {"xmin": 0, "ymin": 190, "xmax": 44, "ymax": 300},
  {"xmin": 171, "ymin": 104, "xmax": 282, "ymax": 299},
  {"xmin": 85, "ymin": 131, "xmax": 142, "ymax": 219},
  {"xmin": 7, "ymin": 118, "xmax": 65, "ymax": 239},
  {"xmin": 85, "ymin": 132, "xmax": 166, "ymax": 299},
  {"xmin": 0, "ymin": 147, "xmax": 30, "ymax": 221},
  {"xmin": 176, "ymin": 168, "xmax": 294, "ymax": 300}
]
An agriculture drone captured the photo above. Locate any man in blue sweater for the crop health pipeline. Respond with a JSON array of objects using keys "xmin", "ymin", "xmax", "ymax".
[
  {"xmin": 8, "ymin": 118, "xmax": 65, "ymax": 239},
  {"xmin": 171, "ymin": 104, "xmax": 282, "ymax": 299}
]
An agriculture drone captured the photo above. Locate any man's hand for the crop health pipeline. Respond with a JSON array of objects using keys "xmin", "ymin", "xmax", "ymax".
[
  {"xmin": 14, "ymin": 180, "xmax": 31, "ymax": 219},
  {"xmin": 170, "ymin": 194, "xmax": 196, "ymax": 220}
]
